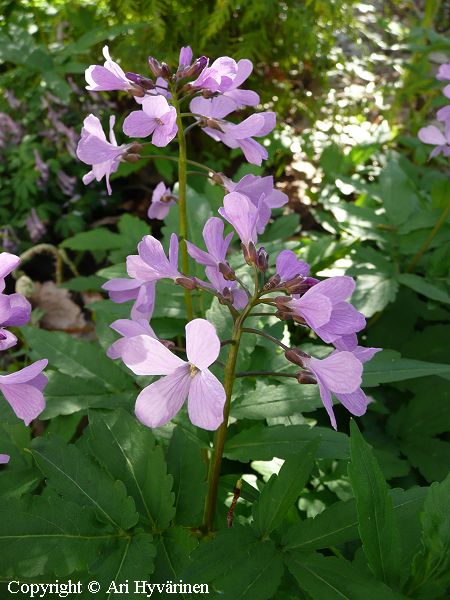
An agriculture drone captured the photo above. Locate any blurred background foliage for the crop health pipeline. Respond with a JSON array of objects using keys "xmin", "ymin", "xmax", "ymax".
[{"xmin": 0, "ymin": 0, "xmax": 449, "ymax": 490}]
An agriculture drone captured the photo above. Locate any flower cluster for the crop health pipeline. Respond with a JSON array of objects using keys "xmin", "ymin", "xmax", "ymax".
[
  {"xmin": 76, "ymin": 45, "xmax": 275, "ymax": 198},
  {"xmin": 418, "ymin": 62, "xmax": 450, "ymax": 158},
  {"xmin": 104, "ymin": 193, "xmax": 379, "ymax": 431},
  {"xmin": 0, "ymin": 253, "xmax": 48, "ymax": 464}
]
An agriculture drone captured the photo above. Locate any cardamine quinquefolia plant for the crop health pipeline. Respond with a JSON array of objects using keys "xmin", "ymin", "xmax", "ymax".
[{"xmin": 77, "ymin": 45, "xmax": 381, "ymax": 532}]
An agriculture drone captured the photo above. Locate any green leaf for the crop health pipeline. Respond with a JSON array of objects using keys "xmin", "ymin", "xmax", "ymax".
[
  {"xmin": 22, "ymin": 328, "xmax": 134, "ymax": 393},
  {"xmin": 378, "ymin": 159, "xmax": 418, "ymax": 226},
  {"xmin": 253, "ymin": 438, "xmax": 319, "ymax": 537},
  {"xmin": 285, "ymin": 552, "xmax": 402, "ymax": 600},
  {"xmin": 407, "ymin": 474, "xmax": 450, "ymax": 598},
  {"xmin": 282, "ymin": 487, "xmax": 426, "ymax": 553},
  {"xmin": 225, "ymin": 424, "xmax": 349, "ymax": 461},
  {"xmin": 184, "ymin": 525, "xmax": 284, "ymax": 600},
  {"xmin": 398, "ymin": 273, "xmax": 450, "ymax": 304},
  {"xmin": 348, "ymin": 421, "xmax": 401, "ymax": 587},
  {"xmin": 0, "ymin": 495, "xmax": 112, "ymax": 577},
  {"xmin": 61, "ymin": 228, "xmax": 123, "ymax": 251},
  {"xmin": 154, "ymin": 527, "xmax": 198, "ymax": 593},
  {"xmin": 362, "ymin": 350, "xmax": 450, "ymax": 387},
  {"xmin": 88, "ymin": 410, "xmax": 175, "ymax": 530},
  {"xmin": 31, "ymin": 436, "xmax": 138, "ymax": 531},
  {"xmin": 352, "ymin": 273, "xmax": 399, "ymax": 317},
  {"xmin": 166, "ymin": 428, "xmax": 206, "ymax": 526}
]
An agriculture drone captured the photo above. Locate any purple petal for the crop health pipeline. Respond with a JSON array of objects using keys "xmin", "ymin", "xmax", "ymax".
[
  {"xmin": 186, "ymin": 241, "xmax": 217, "ymax": 267},
  {"xmin": 237, "ymin": 138, "xmax": 267, "ymax": 165},
  {"xmin": 219, "ymin": 192, "xmax": 258, "ymax": 245},
  {"xmin": 135, "ymin": 365, "xmax": 191, "ymax": 428},
  {"xmin": 85, "ymin": 65, "xmax": 129, "ymax": 91},
  {"xmin": 0, "ymin": 253, "xmax": 20, "ymax": 286},
  {"xmin": 186, "ymin": 319, "xmax": 221, "ymax": 370},
  {"xmin": 123, "ymin": 110, "xmax": 156, "ymax": 138},
  {"xmin": 0, "ymin": 380, "xmax": 46, "ymax": 426},
  {"xmin": 131, "ymin": 281, "xmax": 156, "ymax": 321},
  {"xmin": 225, "ymin": 88, "xmax": 260, "ymax": 108},
  {"xmin": 306, "ymin": 351, "xmax": 362, "ymax": 394},
  {"xmin": 187, "ymin": 369, "xmax": 226, "ymax": 430},
  {"xmin": 0, "ymin": 359, "xmax": 48, "ymax": 385},
  {"xmin": 294, "ymin": 293, "xmax": 333, "ymax": 329},
  {"xmin": 333, "ymin": 334, "xmax": 358, "ymax": 352},
  {"xmin": 0, "ymin": 329, "xmax": 17, "ymax": 351},
  {"xmin": 335, "ymin": 387, "xmax": 370, "ymax": 417},
  {"xmin": 148, "ymin": 201, "xmax": 172, "ymax": 220},
  {"xmin": 257, "ymin": 112, "xmax": 276, "ymax": 136},
  {"xmin": 2, "ymin": 293, "xmax": 31, "ymax": 327},
  {"xmin": 276, "ymin": 250, "xmax": 310, "ymax": 280},
  {"xmin": 317, "ymin": 379, "xmax": 337, "ymax": 430},
  {"xmin": 231, "ymin": 59, "xmax": 253, "ymax": 88},
  {"xmin": 203, "ymin": 217, "xmax": 232, "ymax": 262},
  {"xmin": 121, "ymin": 334, "xmax": 185, "ymax": 376},
  {"xmin": 102, "ymin": 278, "xmax": 142, "ymax": 303},
  {"xmin": 351, "ymin": 346, "xmax": 382, "ymax": 364},
  {"xmin": 141, "ymin": 95, "xmax": 172, "ymax": 119},
  {"xmin": 0, "ymin": 454, "xmax": 10, "ymax": 464},
  {"xmin": 306, "ymin": 276, "xmax": 355, "ymax": 303},
  {"xmin": 179, "ymin": 46, "xmax": 193, "ymax": 67},
  {"xmin": 418, "ymin": 125, "xmax": 446, "ymax": 146},
  {"xmin": 225, "ymin": 114, "xmax": 265, "ymax": 140},
  {"xmin": 437, "ymin": 63, "xmax": 450, "ymax": 81}
]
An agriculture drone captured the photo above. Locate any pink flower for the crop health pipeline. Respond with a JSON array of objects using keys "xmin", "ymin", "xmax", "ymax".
[
  {"xmin": 190, "ymin": 96, "xmax": 275, "ymax": 165},
  {"xmin": 127, "ymin": 234, "xmax": 181, "ymax": 283},
  {"xmin": 0, "ymin": 359, "xmax": 48, "ymax": 426},
  {"xmin": 287, "ymin": 276, "xmax": 366, "ymax": 343},
  {"xmin": 223, "ymin": 174, "xmax": 288, "ymax": 234},
  {"xmin": 121, "ymin": 319, "xmax": 226, "ymax": 430},
  {"xmin": 0, "ymin": 252, "xmax": 20, "ymax": 289},
  {"xmin": 107, "ymin": 318, "xmax": 156, "ymax": 360},
  {"xmin": 186, "ymin": 217, "xmax": 233, "ymax": 269},
  {"xmin": 123, "ymin": 96, "xmax": 177, "ymax": 147},
  {"xmin": 148, "ymin": 182, "xmax": 176, "ymax": 220},
  {"xmin": 302, "ymin": 351, "xmax": 363, "ymax": 429},
  {"xmin": 102, "ymin": 279, "xmax": 156, "ymax": 321},
  {"xmin": 191, "ymin": 57, "xmax": 238, "ymax": 92},
  {"xmin": 222, "ymin": 59, "xmax": 260, "ymax": 108},
  {"xmin": 77, "ymin": 114, "xmax": 130, "ymax": 195},
  {"xmin": 276, "ymin": 250, "xmax": 310, "ymax": 281},
  {"xmin": 219, "ymin": 192, "xmax": 258, "ymax": 247},
  {"xmin": 418, "ymin": 122, "xmax": 450, "ymax": 158},
  {"xmin": 85, "ymin": 46, "xmax": 134, "ymax": 93}
]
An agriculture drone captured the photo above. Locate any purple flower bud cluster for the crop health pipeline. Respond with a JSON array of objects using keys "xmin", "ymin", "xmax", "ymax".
[
  {"xmin": 418, "ymin": 62, "xmax": 450, "ymax": 158},
  {"xmin": 76, "ymin": 45, "xmax": 275, "ymax": 195},
  {"xmin": 0, "ymin": 253, "xmax": 48, "ymax": 463}
]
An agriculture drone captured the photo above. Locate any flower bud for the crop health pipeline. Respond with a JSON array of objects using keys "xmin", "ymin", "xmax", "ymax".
[
  {"xmin": 202, "ymin": 89, "xmax": 216, "ymax": 99},
  {"xmin": 205, "ymin": 118, "xmax": 224, "ymax": 133},
  {"xmin": 176, "ymin": 276, "xmax": 197, "ymax": 290},
  {"xmin": 126, "ymin": 72, "xmax": 155, "ymax": 90},
  {"xmin": 178, "ymin": 56, "xmax": 208, "ymax": 80},
  {"xmin": 218, "ymin": 262, "xmax": 236, "ymax": 281},
  {"xmin": 160, "ymin": 62, "xmax": 171, "ymax": 79},
  {"xmin": 296, "ymin": 371, "xmax": 317, "ymax": 385},
  {"xmin": 161, "ymin": 339, "xmax": 176, "ymax": 350},
  {"xmin": 263, "ymin": 274, "xmax": 282, "ymax": 291},
  {"xmin": 256, "ymin": 247, "xmax": 269, "ymax": 272},
  {"xmin": 123, "ymin": 153, "xmax": 141, "ymax": 163},
  {"xmin": 212, "ymin": 172, "xmax": 225, "ymax": 186},
  {"xmin": 148, "ymin": 56, "xmax": 163, "ymax": 78},
  {"xmin": 242, "ymin": 241, "xmax": 257, "ymax": 266},
  {"xmin": 285, "ymin": 347, "xmax": 309, "ymax": 367}
]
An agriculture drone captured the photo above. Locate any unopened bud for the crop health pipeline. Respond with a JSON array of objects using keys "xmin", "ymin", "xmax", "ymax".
[
  {"xmin": 242, "ymin": 241, "xmax": 257, "ymax": 266},
  {"xmin": 176, "ymin": 277, "xmax": 197, "ymax": 290},
  {"xmin": 296, "ymin": 371, "xmax": 317, "ymax": 385},
  {"xmin": 212, "ymin": 172, "xmax": 225, "ymax": 186},
  {"xmin": 160, "ymin": 62, "xmax": 171, "ymax": 79},
  {"xmin": 161, "ymin": 339, "xmax": 176, "ymax": 350},
  {"xmin": 256, "ymin": 247, "xmax": 269, "ymax": 272},
  {"xmin": 205, "ymin": 118, "xmax": 224, "ymax": 132},
  {"xmin": 202, "ymin": 89, "xmax": 216, "ymax": 99},
  {"xmin": 123, "ymin": 153, "xmax": 141, "ymax": 163},
  {"xmin": 126, "ymin": 72, "xmax": 155, "ymax": 90},
  {"xmin": 178, "ymin": 56, "xmax": 208, "ymax": 80},
  {"xmin": 148, "ymin": 56, "xmax": 162, "ymax": 78},
  {"xmin": 285, "ymin": 348, "xmax": 309, "ymax": 367},
  {"xmin": 218, "ymin": 262, "xmax": 236, "ymax": 281},
  {"xmin": 264, "ymin": 274, "xmax": 282, "ymax": 291},
  {"xmin": 222, "ymin": 287, "xmax": 233, "ymax": 302}
]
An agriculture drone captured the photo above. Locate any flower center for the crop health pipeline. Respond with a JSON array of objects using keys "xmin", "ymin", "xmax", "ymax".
[
  {"xmin": 189, "ymin": 363, "xmax": 199, "ymax": 378},
  {"xmin": 155, "ymin": 118, "xmax": 164, "ymax": 126}
]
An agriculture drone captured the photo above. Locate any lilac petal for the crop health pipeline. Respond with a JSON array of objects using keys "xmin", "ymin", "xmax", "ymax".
[
  {"xmin": 131, "ymin": 281, "xmax": 156, "ymax": 321},
  {"xmin": 203, "ymin": 217, "xmax": 232, "ymax": 261},
  {"xmin": 190, "ymin": 97, "xmax": 214, "ymax": 118},
  {"xmin": 256, "ymin": 112, "xmax": 276, "ymax": 136},
  {"xmin": 335, "ymin": 387, "xmax": 370, "ymax": 417},
  {"xmin": 294, "ymin": 293, "xmax": 333, "ymax": 329},
  {"xmin": 152, "ymin": 111, "xmax": 177, "ymax": 147},
  {"xmin": 82, "ymin": 114, "xmax": 107, "ymax": 140},
  {"xmin": 169, "ymin": 233, "xmax": 179, "ymax": 270},
  {"xmin": 0, "ymin": 359, "xmax": 48, "ymax": 385},
  {"xmin": 219, "ymin": 192, "xmax": 258, "ymax": 245},
  {"xmin": 276, "ymin": 250, "xmax": 310, "ymax": 280},
  {"xmin": 0, "ymin": 382, "xmax": 46, "ymax": 426},
  {"xmin": 317, "ymin": 379, "xmax": 337, "ymax": 430},
  {"xmin": 107, "ymin": 319, "xmax": 156, "ymax": 360},
  {"xmin": 102, "ymin": 278, "xmax": 141, "ymax": 303},
  {"xmin": 322, "ymin": 302, "xmax": 366, "ymax": 336},
  {"xmin": 237, "ymin": 138, "xmax": 267, "ymax": 165},
  {"xmin": 0, "ymin": 454, "xmax": 10, "ymax": 464},
  {"xmin": 263, "ymin": 189, "xmax": 288, "ymax": 209},
  {"xmin": 179, "ymin": 46, "xmax": 193, "ymax": 67},
  {"xmin": 352, "ymin": 346, "xmax": 382, "ymax": 364},
  {"xmin": 226, "ymin": 114, "xmax": 265, "ymax": 140},
  {"xmin": 307, "ymin": 276, "xmax": 355, "ymax": 302},
  {"xmin": 121, "ymin": 334, "xmax": 185, "ymax": 376},
  {"xmin": 123, "ymin": 110, "xmax": 157, "ymax": 138},
  {"xmin": 85, "ymin": 65, "xmax": 128, "ymax": 91},
  {"xmin": 82, "ymin": 170, "xmax": 95, "ymax": 185},
  {"xmin": 418, "ymin": 125, "xmax": 446, "ymax": 146},
  {"xmin": 0, "ymin": 294, "xmax": 11, "ymax": 323},
  {"xmin": 148, "ymin": 201, "xmax": 171, "ymax": 220},
  {"xmin": 0, "ymin": 253, "xmax": 20, "ymax": 285},
  {"xmin": 186, "ymin": 319, "xmax": 221, "ymax": 370},
  {"xmin": 307, "ymin": 351, "xmax": 362, "ymax": 394},
  {"xmin": 187, "ymin": 369, "xmax": 226, "ymax": 430},
  {"xmin": 127, "ymin": 255, "xmax": 158, "ymax": 281},
  {"xmin": 2, "ymin": 293, "xmax": 31, "ymax": 327},
  {"xmin": 135, "ymin": 365, "xmax": 191, "ymax": 428},
  {"xmin": 436, "ymin": 105, "xmax": 450, "ymax": 122},
  {"xmin": 76, "ymin": 135, "xmax": 123, "ymax": 165},
  {"xmin": 333, "ymin": 334, "xmax": 358, "ymax": 352},
  {"xmin": 152, "ymin": 181, "xmax": 168, "ymax": 203},
  {"xmin": 437, "ymin": 63, "xmax": 450, "ymax": 81},
  {"xmin": 231, "ymin": 59, "xmax": 254, "ymax": 88},
  {"xmin": 186, "ymin": 241, "xmax": 217, "ymax": 267},
  {"xmin": 0, "ymin": 329, "xmax": 17, "ymax": 351},
  {"xmin": 225, "ymin": 88, "xmax": 260, "ymax": 108},
  {"xmin": 444, "ymin": 84, "xmax": 450, "ymax": 99},
  {"xmin": 232, "ymin": 288, "xmax": 248, "ymax": 310},
  {"xmin": 141, "ymin": 95, "xmax": 172, "ymax": 118}
]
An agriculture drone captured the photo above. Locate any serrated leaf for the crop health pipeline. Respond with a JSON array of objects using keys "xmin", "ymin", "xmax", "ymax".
[
  {"xmin": 88, "ymin": 410, "xmax": 175, "ymax": 530},
  {"xmin": 184, "ymin": 525, "xmax": 284, "ymax": 600},
  {"xmin": 0, "ymin": 496, "xmax": 113, "ymax": 577},
  {"xmin": 166, "ymin": 428, "xmax": 206, "ymax": 526},
  {"xmin": 348, "ymin": 422, "xmax": 401, "ymax": 586},
  {"xmin": 154, "ymin": 527, "xmax": 198, "ymax": 595},
  {"xmin": 31, "ymin": 437, "xmax": 138, "ymax": 531},
  {"xmin": 253, "ymin": 438, "xmax": 319, "ymax": 537},
  {"xmin": 285, "ymin": 552, "xmax": 402, "ymax": 600},
  {"xmin": 225, "ymin": 424, "xmax": 349, "ymax": 461}
]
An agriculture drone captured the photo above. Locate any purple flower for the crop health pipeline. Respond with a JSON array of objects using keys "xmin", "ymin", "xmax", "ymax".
[
  {"xmin": 148, "ymin": 182, "xmax": 176, "ymax": 220},
  {"xmin": 418, "ymin": 122, "xmax": 450, "ymax": 158},
  {"xmin": 178, "ymin": 46, "xmax": 194, "ymax": 69},
  {"xmin": 107, "ymin": 318, "xmax": 156, "ymax": 360},
  {"xmin": 127, "ymin": 234, "xmax": 180, "ymax": 283},
  {"xmin": 0, "ymin": 454, "xmax": 9, "ymax": 464},
  {"xmin": 102, "ymin": 279, "xmax": 156, "ymax": 321},
  {"xmin": 219, "ymin": 192, "xmax": 258, "ymax": 247},
  {"xmin": 77, "ymin": 114, "xmax": 131, "ymax": 195},
  {"xmin": 186, "ymin": 217, "xmax": 233, "ymax": 269},
  {"xmin": 203, "ymin": 267, "xmax": 248, "ymax": 310},
  {"xmin": 33, "ymin": 149, "xmax": 49, "ymax": 187},
  {"xmin": 0, "ymin": 252, "xmax": 20, "ymax": 290},
  {"xmin": 85, "ymin": 46, "xmax": 135, "ymax": 93},
  {"xmin": 286, "ymin": 276, "xmax": 366, "ymax": 343},
  {"xmin": 26, "ymin": 208, "xmax": 46, "ymax": 243},
  {"xmin": 276, "ymin": 250, "xmax": 310, "ymax": 281},
  {"xmin": 222, "ymin": 59, "xmax": 260, "ymax": 107},
  {"xmin": 436, "ymin": 62, "xmax": 450, "ymax": 98},
  {"xmin": 333, "ymin": 333, "xmax": 381, "ymax": 364},
  {"xmin": 0, "ymin": 359, "xmax": 48, "ymax": 426},
  {"xmin": 123, "ymin": 96, "xmax": 177, "ymax": 147},
  {"xmin": 191, "ymin": 57, "xmax": 238, "ymax": 92},
  {"xmin": 223, "ymin": 174, "xmax": 288, "ymax": 233},
  {"xmin": 0, "ymin": 257, "xmax": 31, "ymax": 350},
  {"xmin": 302, "ymin": 351, "xmax": 363, "ymax": 429},
  {"xmin": 190, "ymin": 97, "xmax": 276, "ymax": 165},
  {"xmin": 121, "ymin": 319, "xmax": 226, "ymax": 430}
]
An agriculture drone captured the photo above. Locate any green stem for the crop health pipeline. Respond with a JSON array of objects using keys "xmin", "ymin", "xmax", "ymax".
[
  {"xmin": 174, "ymin": 97, "xmax": 194, "ymax": 321},
  {"xmin": 407, "ymin": 202, "xmax": 450, "ymax": 272}
]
